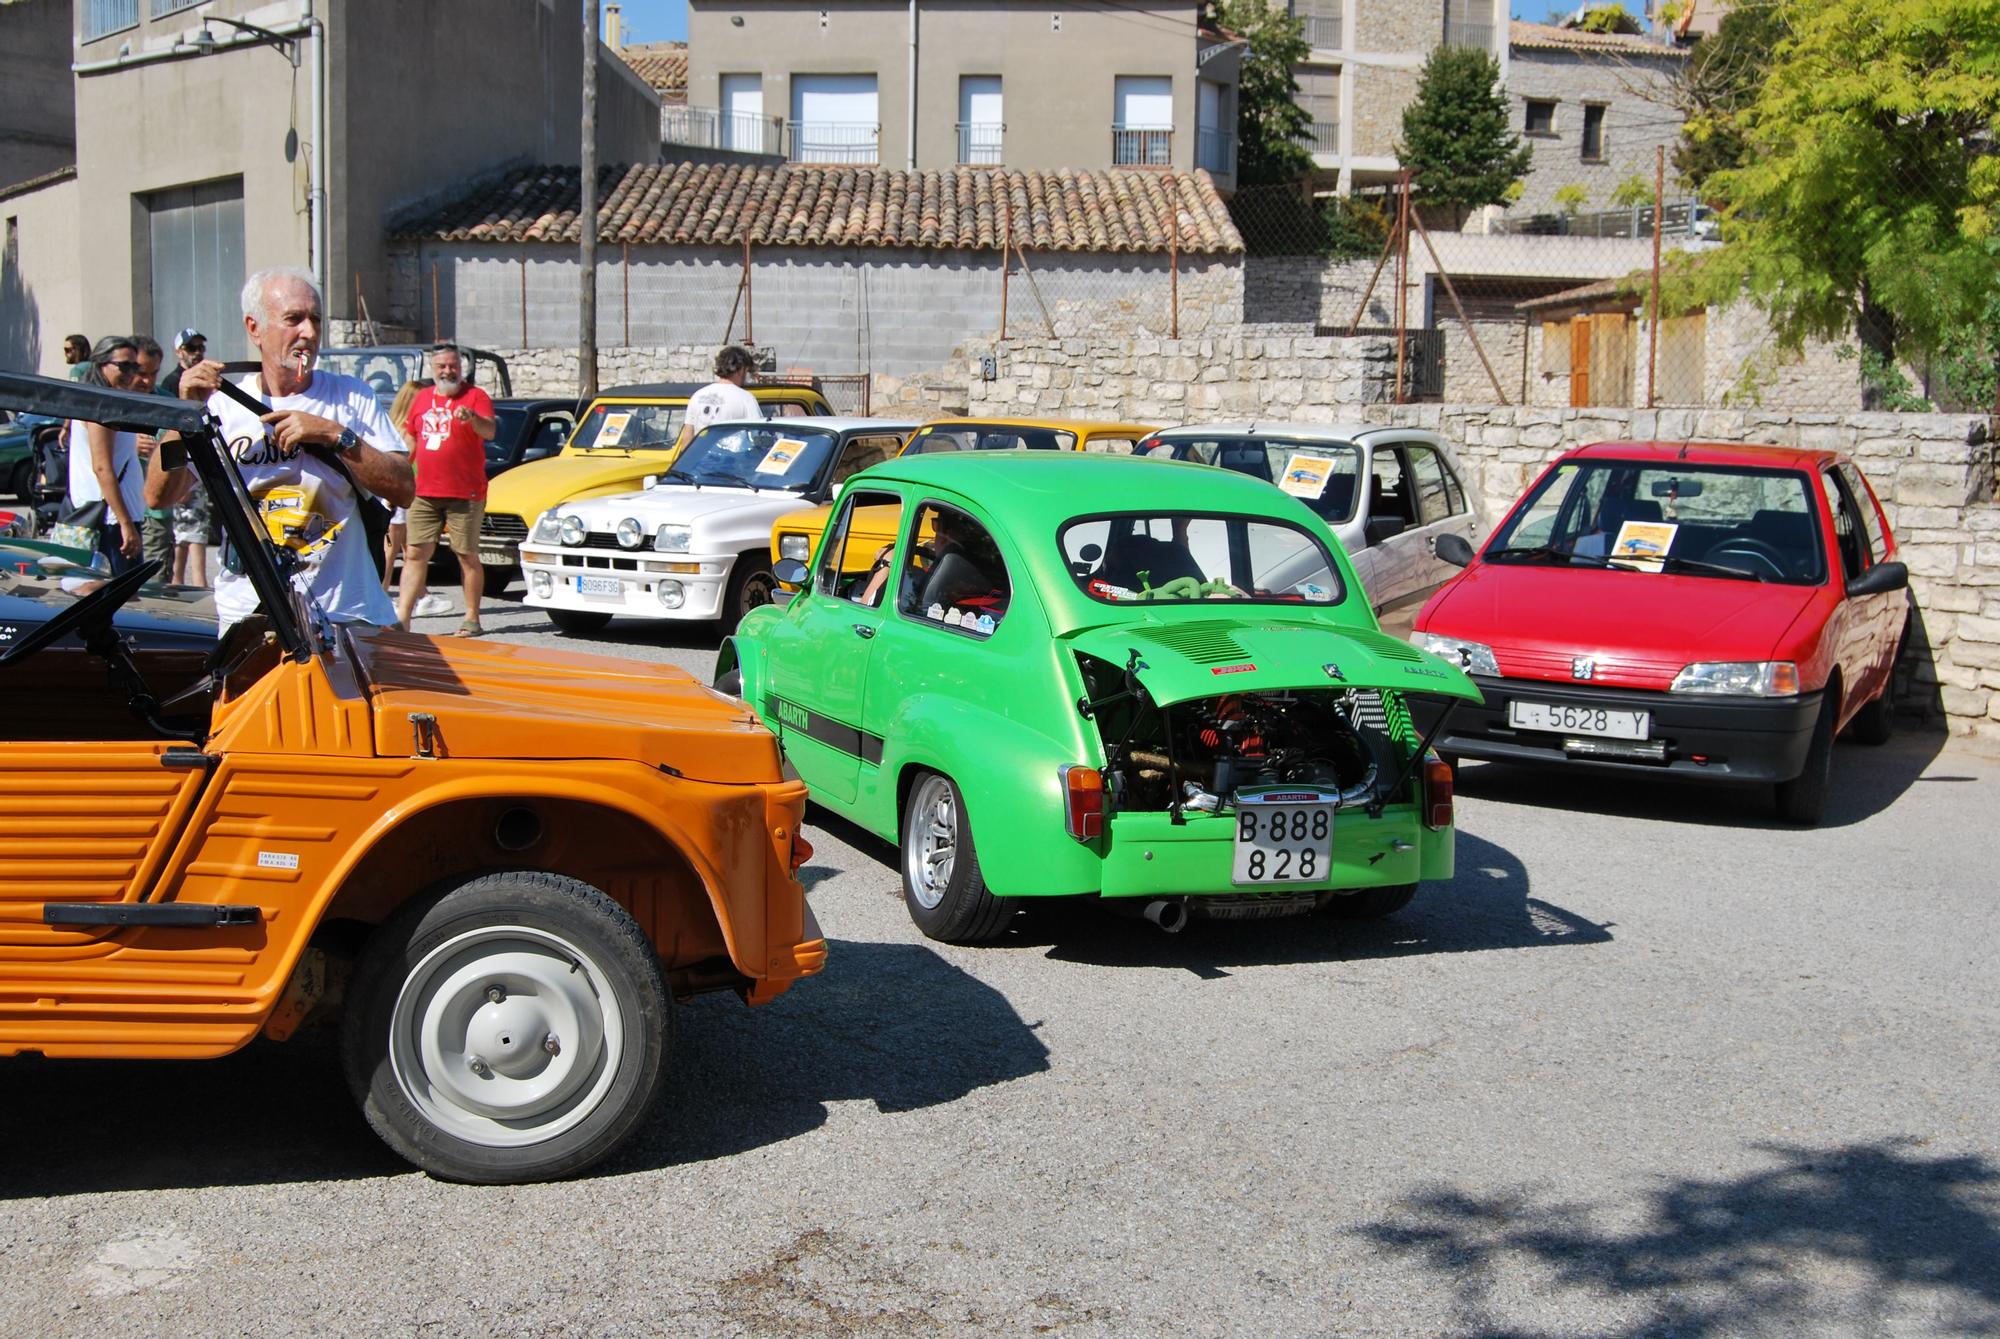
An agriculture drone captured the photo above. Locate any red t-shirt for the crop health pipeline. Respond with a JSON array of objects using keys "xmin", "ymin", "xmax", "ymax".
[{"xmin": 405, "ymin": 384, "xmax": 495, "ymax": 500}]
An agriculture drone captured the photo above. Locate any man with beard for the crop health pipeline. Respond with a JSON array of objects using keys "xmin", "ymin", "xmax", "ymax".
[{"xmin": 395, "ymin": 341, "xmax": 496, "ymax": 635}]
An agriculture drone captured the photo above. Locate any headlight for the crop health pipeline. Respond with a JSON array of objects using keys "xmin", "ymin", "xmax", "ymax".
[
  {"xmin": 654, "ymin": 523, "xmax": 692, "ymax": 553},
  {"xmin": 530, "ymin": 569, "xmax": 553, "ymax": 598},
  {"xmin": 1670, "ymin": 661, "xmax": 1800, "ymax": 696},
  {"xmin": 558, "ymin": 513, "xmax": 587, "ymax": 546},
  {"xmin": 1412, "ymin": 632, "xmax": 1499, "ymax": 677},
  {"xmin": 656, "ymin": 580, "xmax": 685, "ymax": 609},
  {"xmin": 532, "ymin": 512, "xmax": 562, "ymax": 542},
  {"xmin": 615, "ymin": 517, "xmax": 644, "ymax": 550},
  {"xmin": 778, "ymin": 533, "xmax": 811, "ymax": 563}
]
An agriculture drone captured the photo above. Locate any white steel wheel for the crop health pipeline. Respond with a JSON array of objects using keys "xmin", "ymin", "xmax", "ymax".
[
  {"xmin": 898, "ymin": 772, "xmax": 1016, "ymax": 944},
  {"xmin": 343, "ymin": 871, "xmax": 669, "ymax": 1184}
]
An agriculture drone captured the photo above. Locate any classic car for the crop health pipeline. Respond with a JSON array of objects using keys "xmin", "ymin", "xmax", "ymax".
[
  {"xmin": 0, "ymin": 370, "xmax": 825, "ymax": 1183},
  {"xmin": 522, "ymin": 417, "xmax": 913, "ymax": 635},
  {"xmin": 770, "ymin": 416, "xmax": 1159, "ymax": 583},
  {"xmin": 0, "ymin": 408, "xmax": 63, "ymax": 503},
  {"xmin": 1136, "ymin": 424, "xmax": 1485, "ymax": 623},
  {"xmin": 484, "ymin": 397, "xmax": 583, "ymax": 478},
  {"xmin": 315, "ymin": 345, "xmax": 514, "ymax": 404},
  {"xmin": 479, "ymin": 381, "xmax": 834, "ymax": 572},
  {"xmin": 1409, "ymin": 441, "xmax": 1908, "ymax": 825},
  {"xmin": 723, "ymin": 451, "xmax": 1479, "ymax": 944}
]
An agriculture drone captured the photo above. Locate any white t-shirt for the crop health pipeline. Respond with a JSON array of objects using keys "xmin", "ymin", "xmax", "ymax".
[
  {"xmin": 67, "ymin": 427, "xmax": 147, "ymax": 524},
  {"xmin": 682, "ymin": 380, "xmax": 762, "ymax": 437},
  {"xmin": 206, "ymin": 370, "xmax": 407, "ymax": 631}
]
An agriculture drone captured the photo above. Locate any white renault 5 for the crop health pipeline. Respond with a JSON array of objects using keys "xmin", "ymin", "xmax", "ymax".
[{"xmin": 520, "ymin": 417, "xmax": 915, "ymax": 635}]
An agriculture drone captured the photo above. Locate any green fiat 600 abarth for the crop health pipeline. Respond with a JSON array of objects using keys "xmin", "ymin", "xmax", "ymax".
[{"xmin": 718, "ymin": 452, "xmax": 1482, "ymax": 943}]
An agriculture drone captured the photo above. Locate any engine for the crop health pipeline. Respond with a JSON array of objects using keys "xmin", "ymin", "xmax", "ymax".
[{"xmin": 1103, "ymin": 688, "xmax": 1385, "ymax": 812}]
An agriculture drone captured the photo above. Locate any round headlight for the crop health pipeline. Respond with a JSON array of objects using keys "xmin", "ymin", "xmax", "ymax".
[
  {"xmin": 531, "ymin": 569, "xmax": 554, "ymax": 598},
  {"xmin": 558, "ymin": 514, "xmax": 586, "ymax": 546},
  {"xmin": 615, "ymin": 517, "xmax": 644, "ymax": 550},
  {"xmin": 656, "ymin": 580, "xmax": 685, "ymax": 610}
]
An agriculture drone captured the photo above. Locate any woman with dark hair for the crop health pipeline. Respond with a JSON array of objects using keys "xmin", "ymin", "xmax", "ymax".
[{"xmin": 70, "ymin": 335, "xmax": 160, "ymax": 574}]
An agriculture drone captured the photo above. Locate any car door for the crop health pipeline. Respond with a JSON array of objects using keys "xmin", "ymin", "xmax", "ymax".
[
  {"xmin": 1355, "ymin": 445, "xmax": 1422, "ymax": 613},
  {"xmin": 764, "ymin": 485, "xmax": 902, "ymax": 803},
  {"xmin": 1400, "ymin": 441, "xmax": 1479, "ymax": 608},
  {"xmin": 1823, "ymin": 467, "xmax": 1901, "ymax": 717}
]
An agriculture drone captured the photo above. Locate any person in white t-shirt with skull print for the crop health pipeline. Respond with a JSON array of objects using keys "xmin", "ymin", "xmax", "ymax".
[{"xmin": 144, "ymin": 266, "xmax": 416, "ymax": 631}]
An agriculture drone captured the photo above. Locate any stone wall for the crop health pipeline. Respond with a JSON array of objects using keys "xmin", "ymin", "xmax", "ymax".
[{"xmin": 1505, "ymin": 46, "xmax": 1685, "ymax": 217}]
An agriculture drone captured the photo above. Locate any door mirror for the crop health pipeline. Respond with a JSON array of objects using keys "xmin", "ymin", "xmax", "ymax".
[
  {"xmin": 1844, "ymin": 560, "xmax": 1907, "ymax": 599},
  {"xmin": 773, "ymin": 557, "xmax": 809, "ymax": 588},
  {"xmin": 1364, "ymin": 515, "xmax": 1406, "ymax": 546},
  {"xmin": 1433, "ymin": 533, "xmax": 1476, "ymax": 568}
]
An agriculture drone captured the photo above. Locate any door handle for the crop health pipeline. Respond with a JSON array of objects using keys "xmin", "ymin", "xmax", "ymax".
[{"xmin": 852, "ymin": 624, "xmax": 876, "ymax": 639}]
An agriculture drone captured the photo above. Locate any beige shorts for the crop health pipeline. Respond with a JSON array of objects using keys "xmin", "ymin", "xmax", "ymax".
[{"xmin": 408, "ymin": 495, "xmax": 484, "ymax": 551}]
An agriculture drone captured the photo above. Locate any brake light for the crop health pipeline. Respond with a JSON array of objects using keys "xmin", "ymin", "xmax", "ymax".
[
  {"xmin": 1422, "ymin": 754, "xmax": 1454, "ymax": 830},
  {"xmin": 1060, "ymin": 766, "xmax": 1105, "ymax": 841},
  {"xmin": 790, "ymin": 833, "xmax": 814, "ymax": 873}
]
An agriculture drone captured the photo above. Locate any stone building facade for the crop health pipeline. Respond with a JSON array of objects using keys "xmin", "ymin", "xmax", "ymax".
[{"xmin": 1505, "ymin": 24, "xmax": 1686, "ymax": 217}]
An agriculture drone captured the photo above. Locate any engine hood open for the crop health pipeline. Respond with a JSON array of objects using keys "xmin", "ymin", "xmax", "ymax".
[
  {"xmin": 1064, "ymin": 616, "xmax": 1481, "ymax": 708},
  {"xmin": 347, "ymin": 629, "xmax": 782, "ymax": 785}
]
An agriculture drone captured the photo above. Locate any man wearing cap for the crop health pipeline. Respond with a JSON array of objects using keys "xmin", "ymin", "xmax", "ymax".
[{"xmin": 158, "ymin": 328, "xmax": 205, "ymax": 399}]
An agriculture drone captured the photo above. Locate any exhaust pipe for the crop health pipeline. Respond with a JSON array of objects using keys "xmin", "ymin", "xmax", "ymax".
[{"xmin": 1141, "ymin": 898, "xmax": 1189, "ymax": 934}]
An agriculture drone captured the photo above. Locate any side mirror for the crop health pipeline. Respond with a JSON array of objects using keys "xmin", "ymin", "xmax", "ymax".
[
  {"xmin": 773, "ymin": 557, "xmax": 809, "ymax": 588},
  {"xmin": 1845, "ymin": 560, "xmax": 1908, "ymax": 599},
  {"xmin": 1433, "ymin": 533, "xmax": 1476, "ymax": 568},
  {"xmin": 1364, "ymin": 515, "xmax": 1406, "ymax": 546},
  {"xmin": 641, "ymin": 474, "xmax": 660, "ymax": 489}
]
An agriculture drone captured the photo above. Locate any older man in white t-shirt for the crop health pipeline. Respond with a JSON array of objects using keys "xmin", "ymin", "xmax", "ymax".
[
  {"xmin": 144, "ymin": 266, "xmax": 415, "ymax": 631},
  {"xmin": 673, "ymin": 344, "xmax": 762, "ymax": 451}
]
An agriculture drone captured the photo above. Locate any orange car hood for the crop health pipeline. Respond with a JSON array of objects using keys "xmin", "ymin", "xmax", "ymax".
[{"xmin": 348, "ymin": 628, "xmax": 781, "ymax": 785}]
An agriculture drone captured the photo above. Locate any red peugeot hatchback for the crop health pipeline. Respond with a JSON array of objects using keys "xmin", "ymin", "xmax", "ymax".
[{"xmin": 1409, "ymin": 442, "xmax": 1909, "ymax": 825}]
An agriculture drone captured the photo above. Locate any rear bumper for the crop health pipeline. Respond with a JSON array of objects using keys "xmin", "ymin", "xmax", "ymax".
[
  {"xmin": 1412, "ymin": 676, "xmax": 1823, "ymax": 784},
  {"xmin": 1097, "ymin": 804, "xmax": 1448, "ymax": 897}
]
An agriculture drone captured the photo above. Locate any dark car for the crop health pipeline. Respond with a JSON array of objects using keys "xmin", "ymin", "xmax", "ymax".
[
  {"xmin": 0, "ymin": 408, "xmax": 63, "ymax": 503},
  {"xmin": 485, "ymin": 397, "xmax": 582, "ymax": 478},
  {"xmin": 314, "ymin": 345, "xmax": 513, "ymax": 406}
]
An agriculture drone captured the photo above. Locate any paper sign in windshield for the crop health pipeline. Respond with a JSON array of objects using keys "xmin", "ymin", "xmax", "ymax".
[
  {"xmin": 755, "ymin": 438, "xmax": 807, "ymax": 475},
  {"xmin": 595, "ymin": 412, "xmax": 632, "ymax": 447},
  {"xmin": 1278, "ymin": 453, "xmax": 1336, "ymax": 500},
  {"xmin": 1611, "ymin": 520, "xmax": 1678, "ymax": 571}
]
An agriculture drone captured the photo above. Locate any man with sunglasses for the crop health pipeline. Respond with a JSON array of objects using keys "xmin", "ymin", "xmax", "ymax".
[{"xmin": 158, "ymin": 327, "xmax": 205, "ymax": 399}]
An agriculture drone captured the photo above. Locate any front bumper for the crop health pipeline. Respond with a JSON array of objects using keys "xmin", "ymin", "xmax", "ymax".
[
  {"xmin": 1410, "ymin": 675, "xmax": 1823, "ymax": 784},
  {"xmin": 520, "ymin": 543, "xmax": 731, "ymax": 621}
]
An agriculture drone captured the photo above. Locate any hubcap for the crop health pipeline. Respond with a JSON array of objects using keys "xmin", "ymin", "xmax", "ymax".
[
  {"xmin": 905, "ymin": 775, "xmax": 957, "ymax": 910},
  {"xmin": 739, "ymin": 572, "xmax": 775, "ymax": 619},
  {"xmin": 388, "ymin": 925, "xmax": 623, "ymax": 1148}
]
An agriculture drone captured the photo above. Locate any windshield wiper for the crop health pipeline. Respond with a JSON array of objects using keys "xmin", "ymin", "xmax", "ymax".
[
  {"xmin": 1486, "ymin": 544, "xmax": 1616, "ymax": 568},
  {"xmin": 658, "ymin": 467, "xmax": 701, "ymax": 486},
  {"xmin": 1657, "ymin": 555, "xmax": 1769, "ymax": 582}
]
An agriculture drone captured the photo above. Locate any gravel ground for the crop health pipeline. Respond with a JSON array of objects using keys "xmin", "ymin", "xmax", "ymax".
[{"xmin": 3, "ymin": 584, "xmax": 1996, "ymax": 1338}]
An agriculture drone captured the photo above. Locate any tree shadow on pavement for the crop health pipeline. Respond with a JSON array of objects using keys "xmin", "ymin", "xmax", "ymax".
[
  {"xmin": 1022, "ymin": 830, "xmax": 1610, "ymax": 978},
  {"xmin": 1359, "ymin": 1138, "xmax": 2000, "ymax": 1338},
  {"xmin": 1452, "ymin": 729, "xmax": 1951, "ymax": 831}
]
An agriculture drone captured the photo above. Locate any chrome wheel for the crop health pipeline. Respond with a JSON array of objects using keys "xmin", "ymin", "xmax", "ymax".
[
  {"xmin": 388, "ymin": 924, "xmax": 622, "ymax": 1148},
  {"xmin": 905, "ymin": 774, "xmax": 957, "ymax": 910}
]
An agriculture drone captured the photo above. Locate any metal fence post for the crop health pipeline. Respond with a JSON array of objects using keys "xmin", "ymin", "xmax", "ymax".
[
  {"xmin": 1169, "ymin": 205, "xmax": 1179, "ymax": 341},
  {"xmin": 1649, "ymin": 144, "xmax": 1663, "ymax": 409},
  {"xmin": 999, "ymin": 188, "xmax": 1011, "ymax": 342},
  {"xmin": 743, "ymin": 235, "xmax": 754, "ymax": 347}
]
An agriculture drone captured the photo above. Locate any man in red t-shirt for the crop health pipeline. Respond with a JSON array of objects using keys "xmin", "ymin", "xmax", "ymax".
[{"xmin": 397, "ymin": 343, "xmax": 496, "ymax": 634}]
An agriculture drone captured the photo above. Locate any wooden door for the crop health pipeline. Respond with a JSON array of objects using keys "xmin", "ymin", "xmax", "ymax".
[{"xmin": 1568, "ymin": 319, "xmax": 1592, "ymax": 407}]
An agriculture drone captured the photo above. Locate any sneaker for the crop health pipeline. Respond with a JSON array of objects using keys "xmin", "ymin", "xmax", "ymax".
[{"xmin": 412, "ymin": 592, "xmax": 454, "ymax": 618}]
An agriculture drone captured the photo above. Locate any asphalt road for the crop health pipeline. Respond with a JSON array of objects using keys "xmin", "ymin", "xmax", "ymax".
[{"xmin": 4, "ymin": 585, "xmax": 1997, "ymax": 1338}]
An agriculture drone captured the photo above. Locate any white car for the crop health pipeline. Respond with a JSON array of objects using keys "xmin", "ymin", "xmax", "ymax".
[{"xmin": 520, "ymin": 417, "xmax": 916, "ymax": 634}]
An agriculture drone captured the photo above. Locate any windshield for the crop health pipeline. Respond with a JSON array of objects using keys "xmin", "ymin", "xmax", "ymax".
[
  {"xmin": 570, "ymin": 402, "xmax": 687, "ymax": 452},
  {"xmin": 1153, "ymin": 437, "xmax": 1363, "ymax": 525},
  {"xmin": 489, "ymin": 405, "xmax": 528, "ymax": 467},
  {"xmin": 1489, "ymin": 460, "xmax": 1825, "ymax": 583},
  {"xmin": 313, "ymin": 350, "xmax": 423, "ymax": 406},
  {"xmin": 906, "ymin": 423, "xmax": 1076, "ymax": 453},
  {"xmin": 667, "ymin": 424, "xmax": 840, "ymax": 491},
  {"xmin": 1061, "ymin": 512, "xmax": 1347, "ymax": 605}
]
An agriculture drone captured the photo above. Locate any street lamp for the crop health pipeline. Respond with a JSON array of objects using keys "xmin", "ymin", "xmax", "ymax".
[{"xmin": 176, "ymin": 16, "xmax": 301, "ymax": 65}]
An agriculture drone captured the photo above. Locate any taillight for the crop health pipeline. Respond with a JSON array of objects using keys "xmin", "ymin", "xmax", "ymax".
[
  {"xmin": 790, "ymin": 833, "xmax": 814, "ymax": 873},
  {"xmin": 1423, "ymin": 754, "xmax": 1454, "ymax": 830},
  {"xmin": 1060, "ymin": 766, "xmax": 1105, "ymax": 841}
]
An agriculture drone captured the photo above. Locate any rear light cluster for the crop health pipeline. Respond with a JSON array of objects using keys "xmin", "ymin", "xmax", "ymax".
[
  {"xmin": 1060, "ymin": 766, "xmax": 1105, "ymax": 841},
  {"xmin": 1422, "ymin": 754, "xmax": 1454, "ymax": 830}
]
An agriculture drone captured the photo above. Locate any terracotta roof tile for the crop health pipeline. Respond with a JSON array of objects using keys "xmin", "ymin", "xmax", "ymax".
[
  {"xmin": 1509, "ymin": 19, "xmax": 1686, "ymax": 56},
  {"xmin": 395, "ymin": 163, "xmax": 1244, "ymax": 254},
  {"xmin": 616, "ymin": 41, "xmax": 687, "ymax": 101}
]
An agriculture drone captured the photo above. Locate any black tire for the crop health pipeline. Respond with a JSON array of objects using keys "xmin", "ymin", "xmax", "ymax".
[
  {"xmin": 7, "ymin": 459, "xmax": 30, "ymax": 503},
  {"xmin": 721, "ymin": 558, "xmax": 776, "ymax": 635},
  {"xmin": 1773, "ymin": 697, "xmax": 1835, "ymax": 826},
  {"xmin": 547, "ymin": 608, "xmax": 612, "ymax": 636},
  {"xmin": 713, "ymin": 667, "xmax": 744, "ymax": 698},
  {"xmin": 341, "ymin": 870, "xmax": 670, "ymax": 1184},
  {"xmin": 900, "ymin": 771, "xmax": 1017, "ymax": 943},
  {"xmin": 1848, "ymin": 628, "xmax": 1905, "ymax": 747},
  {"xmin": 1318, "ymin": 883, "xmax": 1417, "ymax": 920}
]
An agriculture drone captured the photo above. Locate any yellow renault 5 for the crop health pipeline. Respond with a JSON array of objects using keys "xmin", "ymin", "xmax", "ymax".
[
  {"xmin": 480, "ymin": 381, "xmax": 832, "ymax": 574},
  {"xmin": 770, "ymin": 416, "xmax": 1158, "ymax": 581}
]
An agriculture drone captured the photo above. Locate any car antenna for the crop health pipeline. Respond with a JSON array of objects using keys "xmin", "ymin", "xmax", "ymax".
[{"xmin": 1678, "ymin": 440, "xmax": 1691, "ymax": 459}]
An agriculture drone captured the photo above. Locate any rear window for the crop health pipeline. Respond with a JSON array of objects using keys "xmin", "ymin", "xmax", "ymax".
[
  {"xmin": 1147, "ymin": 438, "xmax": 1363, "ymax": 525},
  {"xmin": 1060, "ymin": 512, "xmax": 1346, "ymax": 606}
]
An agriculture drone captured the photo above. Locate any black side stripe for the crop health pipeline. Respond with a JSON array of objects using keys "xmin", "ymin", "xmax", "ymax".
[{"xmin": 768, "ymin": 695, "xmax": 884, "ymax": 765}]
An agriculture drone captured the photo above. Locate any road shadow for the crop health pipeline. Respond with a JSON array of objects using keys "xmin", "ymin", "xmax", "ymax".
[
  {"xmin": 1359, "ymin": 1138, "xmax": 2000, "ymax": 1337},
  {"xmin": 1453, "ymin": 728, "xmax": 1950, "ymax": 831}
]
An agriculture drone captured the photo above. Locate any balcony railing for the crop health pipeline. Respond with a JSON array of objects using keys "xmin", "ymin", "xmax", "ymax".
[
  {"xmin": 1299, "ymin": 11, "xmax": 1343, "ymax": 49},
  {"xmin": 663, "ymin": 106, "xmax": 785, "ymax": 156},
  {"xmin": 1443, "ymin": 17, "xmax": 1495, "ymax": 51},
  {"xmin": 786, "ymin": 121, "xmax": 882, "ymax": 165},
  {"xmin": 1196, "ymin": 127, "xmax": 1235, "ymax": 176},
  {"xmin": 957, "ymin": 122, "xmax": 1005, "ymax": 166},
  {"xmin": 1295, "ymin": 120, "xmax": 1339, "ymax": 155},
  {"xmin": 1112, "ymin": 126, "xmax": 1173, "ymax": 167}
]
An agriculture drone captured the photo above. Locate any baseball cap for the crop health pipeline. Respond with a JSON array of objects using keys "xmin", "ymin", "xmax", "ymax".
[{"xmin": 175, "ymin": 327, "xmax": 205, "ymax": 349}]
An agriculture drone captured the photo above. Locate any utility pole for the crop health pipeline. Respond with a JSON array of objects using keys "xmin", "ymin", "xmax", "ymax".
[{"xmin": 579, "ymin": 0, "xmax": 600, "ymax": 399}]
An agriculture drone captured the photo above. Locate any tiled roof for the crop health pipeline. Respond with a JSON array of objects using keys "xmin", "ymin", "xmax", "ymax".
[
  {"xmin": 395, "ymin": 162, "xmax": 1244, "ymax": 254},
  {"xmin": 1509, "ymin": 19, "xmax": 1687, "ymax": 56},
  {"xmin": 616, "ymin": 41, "xmax": 686, "ymax": 101}
]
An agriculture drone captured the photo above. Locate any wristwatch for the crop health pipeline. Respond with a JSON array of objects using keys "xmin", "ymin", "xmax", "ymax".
[{"xmin": 336, "ymin": 426, "xmax": 362, "ymax": 459}]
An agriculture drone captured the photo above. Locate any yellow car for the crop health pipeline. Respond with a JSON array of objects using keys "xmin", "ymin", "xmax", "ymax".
[
  {"xmin": 479, "ymin": 381, "xmax": 832, "ymax": 571},
  {"xmin": 770, "ymin": 416, "xmax": 1158, "ymax": 578}
]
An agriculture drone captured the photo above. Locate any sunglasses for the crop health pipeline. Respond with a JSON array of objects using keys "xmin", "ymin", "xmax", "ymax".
[{"xmin": 104, "ymin": 359, "xmax": 145, "ymax": 375}]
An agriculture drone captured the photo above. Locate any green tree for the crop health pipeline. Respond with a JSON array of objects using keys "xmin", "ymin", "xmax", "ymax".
[
  {"xmin": 1554, "ymin": 184, "xmax": 1591, "ymax": 215},
  {"xmin": 1687, "ymin": 0, "xmax": 2000, "ymax": 403},
  {"xmin": 1216, "ymin": 0, "xmax": 1313, "ymax": 187},
  {"xmin": 1610, "ymin": 174, "xmax": 1654, "ymax": 208},
  {"xmin": 1575, "ymin": 5, "xmax": 1642, "ymax": 35},
  {"xmin": 1671, "ymin": 4, "xmax": 1789, "ymax": 190},
  {"xmin": 1395, "ymin": 46, "xmax": 1533, "ymax": 228}
]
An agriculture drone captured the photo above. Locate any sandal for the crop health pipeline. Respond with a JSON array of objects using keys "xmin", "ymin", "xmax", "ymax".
[{"xmin": 453, "ymin": 619, "xmax": 485, "ymax": 638}]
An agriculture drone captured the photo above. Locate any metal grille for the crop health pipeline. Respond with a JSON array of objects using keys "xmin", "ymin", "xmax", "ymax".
[{"xmin": 482, "ymin": 513, "xmax": 529, "ymax": 540}]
